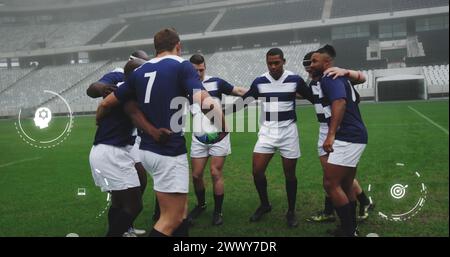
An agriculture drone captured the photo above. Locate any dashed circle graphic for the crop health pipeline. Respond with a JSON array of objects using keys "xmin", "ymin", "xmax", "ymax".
[
  {"xmin": 14, "ymin": 90, "xmax": 74, "ymax": 149},
  {"xmin": 368, "ymin": 165, "xmax": 427, "ymax": 222}
]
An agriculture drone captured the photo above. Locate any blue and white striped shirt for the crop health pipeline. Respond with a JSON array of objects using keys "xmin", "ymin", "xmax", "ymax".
[{"xmin": 242, "ymin": 70, "xmax": 311, "ymax": 128}]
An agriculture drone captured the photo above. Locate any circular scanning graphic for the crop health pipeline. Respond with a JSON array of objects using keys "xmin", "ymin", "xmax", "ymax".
[
  {"xmin": 367, "ymin": 165, "xmax": 427, "ymax": 222},
  {"xmin": 14, "ymin": 90, "xmax": 74, "ymax": 149},
  {"xmin": 390, "ymin": 184, "xmax": 408, "ymax": 199}
]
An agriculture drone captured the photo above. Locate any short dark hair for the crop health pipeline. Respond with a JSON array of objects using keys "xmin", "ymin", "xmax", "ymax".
[
  {"xmin": 266, "ymin": 48, "xmax": 285, "ymax": 60},
  {"xmin": 189, "ymin": 54, "xmax": 205, "ymax": 65},
  {"xmin": 130, "ymin": 50, "xmax": 149, "ymax": 61},
  {"xmin": 316, "ymin": 44, "xmax": 336, "ymax": 59},
  {"xmin": 303, "ymin": 51, "xmax": 315, "ymax": 67},
  {"xmin": 154, "ymin": 28, "xmax": 180, "ymax": 54}
]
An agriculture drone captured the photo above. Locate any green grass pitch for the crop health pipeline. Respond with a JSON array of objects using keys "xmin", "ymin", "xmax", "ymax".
[{"xmin": 0, "ymin": 100, "xmax": 448, "ymax": 237}]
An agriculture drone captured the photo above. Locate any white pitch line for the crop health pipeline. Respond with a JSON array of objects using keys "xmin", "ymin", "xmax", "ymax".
[
  {"xmin": 408, "ymin": 106, "xmax": 449, "ymax": 135},
  {"xmin": 0, "ymin": 157, "xmax": 42, "ymax": 168}
]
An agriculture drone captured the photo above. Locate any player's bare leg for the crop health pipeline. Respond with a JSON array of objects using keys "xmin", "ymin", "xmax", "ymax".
[
  {"xmin": 319, "ymin": 156, "xmax": 335, "ymax": 218},
  {"xmin": 250, "ymin": 152, "xmax": 274, "ymax": 222},
  {"xmin": 281, "ymin": 156, "xmax": 298, "ymax": 227},
  {"xmin": 188, "ymin": 157, "xmax": 209, "ymax": 224},
  {"xmin": 323, "ymin": 164, "xmax": 356, "ymax": 236},
  {"xmin": 210, "ymin": 156, "xmax": 226, "ymax": 225},
  {"xmin": 150, "ymin": 192, "xmax": 187, "ymax": 236},
  {"xmin": 307, "ymin": 155, "xmax": 336, "ymax": 223}
]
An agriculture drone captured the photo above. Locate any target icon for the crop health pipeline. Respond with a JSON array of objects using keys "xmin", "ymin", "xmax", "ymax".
[
  {"xmin": 390, "ymin": 184, "xmax": 408, "ymax": 199},
  {"xmin": 368, "ymin": 165, "xmax": 427, "ymax": 222}
]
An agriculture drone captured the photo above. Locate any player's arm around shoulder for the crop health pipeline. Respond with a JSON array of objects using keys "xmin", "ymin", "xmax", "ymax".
[
  {"xmin": 96, "ymin": 92, "xmax": 120, "ymax": 124},
  {"xmin": 324, "ymin": 67, "xmax": 366, "ymax": 84},
  {"xmin": 87, "ymin": 82, "xmax": 118, "ymax": 98},
  {"xmin": 295, "ymin": 76, "xmax": 313, "ymax": 101},
  {"xmin": 230, "ymin": 86, "xmax": 249, "ymax": 97}
]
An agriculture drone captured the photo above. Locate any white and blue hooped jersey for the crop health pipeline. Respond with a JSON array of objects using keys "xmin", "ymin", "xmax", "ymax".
[
  {"xmin": 242, "ymin": 70, "xmax": 311, "ymax": 128},
  {"xmin": 202, "ymin": 75, "xmax": 234, "ymax": 101}
]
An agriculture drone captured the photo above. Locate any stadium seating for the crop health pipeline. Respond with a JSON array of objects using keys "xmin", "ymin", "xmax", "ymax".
[
  {"xmin": 112, "ymin": 11, "xmax": 218, "ymax": 42},
  {"xmin": 214, "ymin": 0, "xmax": 324, "ymax": 31},
  {"xmin": 45, "ymin": 61, "xmax": 125, "ymax": 114},
  {"xmin": 423, "ymin": 64, "xmax": 449, "ymax": 95},
  {"xmin": 0, "ymin": 68, "xmax": 34, "ymax": 93},
  {"xmin": 417, "ymin": 29, "xmax": 449, "ymax": 65},
  {"xmin": 331, "ymin": 0, "xmax": 448, "ymax": 18},
  {"xmin": 333, "ymin": 37, "xmax": 370, "ymax": 70},
  {"xmin": 206, "ymin": 43, "xmax": 319, "ymax": 87},
  {"xmin": 0, "ymin": 19, "xmax": 111, "ymax": 53},
  {"xmin": 45, "ymin": 19, "xmax": 111, "ymax": 49},
  {"xmin": 0, "ymin": 62, "xmax": 107, "ymax": 116}
]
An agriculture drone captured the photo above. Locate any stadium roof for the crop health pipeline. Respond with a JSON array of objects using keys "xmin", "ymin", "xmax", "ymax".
[{"xmin": 0, "ymin": 0, "xmax": 125, "ymax": 11}]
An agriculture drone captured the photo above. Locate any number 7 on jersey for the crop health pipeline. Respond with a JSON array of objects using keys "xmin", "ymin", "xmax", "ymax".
[{"xmin": 144, "ymin": 71, "xmax": 157, "ymax": 104}]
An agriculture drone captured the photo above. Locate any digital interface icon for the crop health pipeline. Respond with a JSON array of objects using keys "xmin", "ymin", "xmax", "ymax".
[
  {"xmin": 390, "ymin": 184, "xmax": 408, "ymax": 199},
  {"xmin": 33, "ymin": 107, "xmax": 52, "ymax": 129},
  {"xmin": 368, "ymin": 164, "xmax": 427, "ymax": 222},
  {"xmin": 77, "ymin": 188, "xmax": 86, "ymax": 196},
  {"xmin": 14, "ymin": 90, "xmax": 73, "ymax": 149}
]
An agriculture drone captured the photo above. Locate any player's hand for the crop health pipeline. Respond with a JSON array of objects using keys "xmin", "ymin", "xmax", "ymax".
[
  {"xmin": 101, "ymin": 85, "xmax": 118, "ymax": 98},
  {"xmin": 323, "ymin": 135, "xmax": 335, "ymax": 153},
  {"xmin": 152, "ymin": 128, "xmax": 173, "ymax": 144},
  {"xmin": 215, "ymin": 131, "xmax": 228, "ymax": 143},
  {"xmin": 324, "ymin": 67, "xmax": 348, "ymax": 80}
]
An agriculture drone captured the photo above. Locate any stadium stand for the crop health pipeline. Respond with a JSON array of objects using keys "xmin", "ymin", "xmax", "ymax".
[
  {"xmin": 0, "ymin": 62, "xmax": 108, "ymax": 115},
  {"xmin": 206, "ymin": 43, "xmax": 319, "ymax": 87},
  {"xmin": 87, "ymin": 23, "xmax": 128, "ymax": 45},
  {"xmin": 331, "ymin": 0, "xmax": 448, "ymax": 18},
  {"xmin": 423, "ymin": 64, "xmax": 449, "ymax": 95},
  {"xmin": 112, "ymin": 11, "xmax": 218, "ymax": 42},
  {"xmin": 333, "ymin": 37, "xmax": 372, "ymax": 70},
  {"xmin": 45, "ymin": 61, "xmax": 125, "ymax": 114},
  {"xmin": 0, "ymin": 19, "xmax": 111, "ymax": 52},
  {"xmin": 213, "ymin": 0, "xmax": 324, "ymax": 31},
  {"xmin": 416, "ymin": 29, "xmax": 449, "ymax": 65},
  {"xmin": 0, "ymin": 68, "xmax": 34, "ymax": 93},
  {"xmin": 46, "ymin": 19, "xmax": 111, "ymax": 49}
]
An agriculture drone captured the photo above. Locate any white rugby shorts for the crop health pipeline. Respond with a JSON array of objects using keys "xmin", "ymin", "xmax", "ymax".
[
  {"xmin": 253, "ymin": 122, "xmax": 301, "ymax": 159},
  {"xmin": 89, "ymin": 144, "xmax": 140, "ymax": 192}
]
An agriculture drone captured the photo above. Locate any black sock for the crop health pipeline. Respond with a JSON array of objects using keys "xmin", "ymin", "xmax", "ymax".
[
  {"xmin": 285, "ymin": 178, "xmax": 297, "ymax": 212},
  {"xmin": 172, "ymin": 219, "xmax": 189, "ymax": 237},
  {"xmin": 324, "ymin": 196, "xmax": 334, "ymax": 215},
  {"xmin": 106, "ymin": 209, "xmax": 134, "ymax": 237},
  {"xmin": 148, "ymin": 228, "xmax": 169, "ymax": 237},
  {"xmin": 195, "ymin": 189, "xmax": 206, "ymax": 206},
  {"xmin": 254, "ymin": 176, "xmax": 270, "ymax": 207},
  {"xmin": 214, "ymin": 194, "xmax": 224, "ymax": 213},
  {"xmin": 357, "ymin": 191, "xmax": 370, "ymax": 206},
  {"xmin": 108, "ymin": 206, "xmax": 120, "ymax": 227},
  {"xmin": 335, "ymin": 203, "xmax": 354, "ymax": 237},
  {"xmin": 350, "ymin": 201, "xmax": 357, "ymax": 232}
]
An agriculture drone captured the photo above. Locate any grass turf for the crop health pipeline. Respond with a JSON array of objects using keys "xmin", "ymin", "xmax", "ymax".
[{"xmin": 0, "ymin": 100, "xmax": 448, "ymax": 237}]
